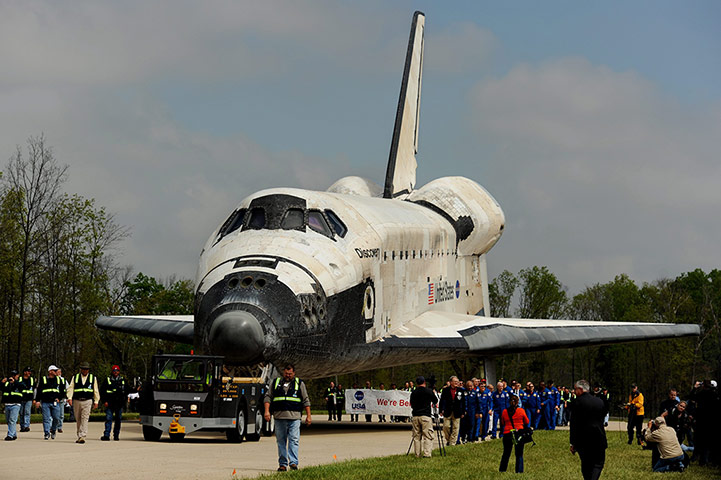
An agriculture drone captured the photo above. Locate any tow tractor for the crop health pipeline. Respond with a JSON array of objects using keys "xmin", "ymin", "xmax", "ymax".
[{"xmin": 139, "ymin": 354, "xmax": 273, "ymax": 442}]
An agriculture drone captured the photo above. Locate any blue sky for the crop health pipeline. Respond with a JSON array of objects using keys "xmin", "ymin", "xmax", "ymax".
[{"xmin": 1, "ymin": 1, "xmax": 719, "ymax": 296}]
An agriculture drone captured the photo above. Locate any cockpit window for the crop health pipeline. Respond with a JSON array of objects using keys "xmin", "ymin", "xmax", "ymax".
[
  {"xmin": 281, "ymin": 208, "xmax": 305, "ymax": 230},
  {"xmin": 224, "ymin": 209, "xmax": 246, "ymax": 235},
  {"xmin": 308, "ymin": 210, "xmax": 332, "ymax": 237},
  {"xmin": 246, "ymin": 208, "xmax": 266, "ymax": 230},
  {"xmin": 325, "ymin": 210, "xmax": 347, "ymax": 238}
]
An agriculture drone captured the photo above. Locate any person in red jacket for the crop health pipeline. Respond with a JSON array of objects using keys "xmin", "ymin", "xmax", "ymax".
[{"xmin": 499, "ymin": 394, "xmax": 530, "ymax": 473}]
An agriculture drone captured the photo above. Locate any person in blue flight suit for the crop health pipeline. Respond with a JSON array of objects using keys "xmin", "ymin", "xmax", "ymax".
[
  {"xmin": 504, "ymin": 379, "xmax": 515, "ymax": 395},
  {"xmin": 478, "ymin": 381, "xmax": 492, "ymax": 441},
  {"xmin": 539, "ymin": 381, "xmax": 554, "ymax": 430},
  {"xmin": 491, "ymin": 381, "xmax": 509, "ymax": 439},
  {"xmin": 548, "ymin": 380, "xmax": 560, "ymax": 429},
  {"xmin": 523, "ymin": 382, "xmax": 541, "ymax": 429},
  {"xmin": 460, "ymin": 380, "xmax": 478, "ymax": 443}
]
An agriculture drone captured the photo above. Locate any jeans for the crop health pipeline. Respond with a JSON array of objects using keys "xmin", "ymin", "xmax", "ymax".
[
  {"xmin": 19, "ymin": 400, "xmax": 32, "ymax": 428},
  {"xmin": 653, "ymin": 454, "xmax": 684, "ymax": 472},
  {"xmin": 275, "ymin": 418, "xmax": 301, "ymax": 467},
  {"xmin": 5, "ymin": 404, "xmax": 20, "ymax": 438},
  {"xmin": 104, "ymin": 406, "xmax": 123, "ymax": 438},
  {"xmin": 556, "ymin": 404, "xmax": 565, "ymax": 425},
  {"xmin": 41, "ymin": 402, "xmax": 63, "ymax": 434}
]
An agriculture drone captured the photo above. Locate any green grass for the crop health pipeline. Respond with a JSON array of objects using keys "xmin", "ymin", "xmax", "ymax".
[{"xmin": 256, "ymin": 430, "xmax": 719, "ymax": 480}]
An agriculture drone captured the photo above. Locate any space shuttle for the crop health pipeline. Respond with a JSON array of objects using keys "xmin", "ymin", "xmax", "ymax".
[{"xmin": 96, "ymin": 12, "xmax": 698, "ymax": 379}]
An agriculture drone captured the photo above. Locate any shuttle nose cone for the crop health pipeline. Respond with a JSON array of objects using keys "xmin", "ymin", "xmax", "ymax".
[{"xmin": 208, "ymin": 310, "xmax": 265, "ymax": 363}]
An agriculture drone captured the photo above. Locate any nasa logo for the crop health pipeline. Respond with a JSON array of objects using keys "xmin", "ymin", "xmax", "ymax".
[
  {"xmin": 455, "ymin": 280, "xmax": 460, "ymax": 299},
  {"xmin": 354, "ymin": 390, "xmax": 365, "ymax": 401}
]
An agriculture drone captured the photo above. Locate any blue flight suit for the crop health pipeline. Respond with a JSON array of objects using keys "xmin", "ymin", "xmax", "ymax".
[
  {"xmin": 523, "ymin": 389, "xmax": 541, "ymax": 429},
  {"xmin": 540, "ymin": 387, "xmax": 555, "ymax": 430},
  {"xmin": 478, "ymin": 388, "xmax": 492, "ymax": 439},
  {"xmin": 464, "ymin": 388, "xmax": 480, "ymax": 442},
  {"xmin": 491, "ymin": 390, "xmax": 509, "ymax": 438}
]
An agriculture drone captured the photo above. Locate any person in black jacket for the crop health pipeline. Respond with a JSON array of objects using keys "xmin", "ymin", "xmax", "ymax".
[
  {"xmin": 100, "ymin": 365, "xmax": 127, "ymax": 441},
  {"xmin": 324, "ymin": 381, "xmax": 337, "ymax": 421},
  {"xmin": 2, "ymin": 370, "xmax": 23, "ymax": 440},
  {"xmin": 570, "ymin": 379, "xmax": 608, "ymax": 480},
  {"xmin": 410, "ymin": 376, "xmax": 437, "ymax": 458},
  {"xmin": 439, "ymin": 376, "xmax": 465, "ymax": 446}
]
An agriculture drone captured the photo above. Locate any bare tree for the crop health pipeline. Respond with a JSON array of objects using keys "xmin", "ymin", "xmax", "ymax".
[{"xmin": 4, "ymin": 134, "xmax": 68, "ymax": 366}]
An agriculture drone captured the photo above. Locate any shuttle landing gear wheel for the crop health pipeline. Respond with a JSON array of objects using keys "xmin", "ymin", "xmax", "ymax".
[{"xmin": 226, "ymin": 406, "xmax": 247, "ymax": 442}]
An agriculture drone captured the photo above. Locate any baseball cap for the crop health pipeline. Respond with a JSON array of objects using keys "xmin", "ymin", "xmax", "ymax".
[
  {"xmin": 79, "ymin": 361, "xmax": 91, "ymax": 369},
  {"xmin": 9, "ymin": 369, "xmax": 19, "ymax": 376},
  {"xmin": 112, "ymin": 365, "xmax": 120, "ymax": 371},
  {"xmin": 711, "ymin": 380, "xmax": 717, "ymax": 388},
  {"xmin": 48, "ymin": 364, "xmax": 59, "ymax": 371},
  {"xmin": 23, "ymin": 366, "xmax": 33, "ymax": 373}
]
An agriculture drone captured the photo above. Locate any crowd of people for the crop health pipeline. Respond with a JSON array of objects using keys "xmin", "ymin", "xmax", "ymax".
[
  {"xmin": 322, "ymin": 376, "xmax": 584, "ymax": 434},
  {"xmin": 6, "ymin": 363, "xmax": 720, "ymax": 476},
  {"xmin": 2, "ymin": 364, "xmax": 131, "ymax": 443},
  {"xmin": 634, "ymin": 380, "xmax": 721, "ymax": 471}
]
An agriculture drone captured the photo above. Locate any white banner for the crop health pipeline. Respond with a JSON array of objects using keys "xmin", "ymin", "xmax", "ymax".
[{"xmin": 345, "ymin": 389, "xmax": 412, "ymax": 416}]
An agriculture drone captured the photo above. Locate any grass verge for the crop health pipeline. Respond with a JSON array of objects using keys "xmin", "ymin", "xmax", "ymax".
[{"xmin": 256, "ymin": 430, "xmax": 719, "ymax": 480}]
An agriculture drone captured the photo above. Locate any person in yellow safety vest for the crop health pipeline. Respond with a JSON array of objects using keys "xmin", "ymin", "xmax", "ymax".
[
  {"xmin": 34, "ymin": 365, "xmax": 66, "ymax": 440},
  {"xmin": 19, "ymin": 367, "xmax": 35, "ymax": 432},
  {"xmin": 264, "ymin": 364, "xmax": 311, "ymax": 472},
  {"xmin": 100, "ymin": 365, "xmax": 127, "ymax": 441},
  {"xmin": 626, "ymin": 383, "xmax": 645, "ymax": 445},
  {"xmin": 158, "ymin": 364, "xmax": 178, "ymax": 380},
  {"xmin": 324, "ymin": 381, "xmax": 337, "ymax": 421},
  {"xmin": 2, "ymin": 370, "xmax": 23, "ymax": 440},
  {"xmin": 66, "ymin": 361, "xmax": 100, "ymax": 444}
]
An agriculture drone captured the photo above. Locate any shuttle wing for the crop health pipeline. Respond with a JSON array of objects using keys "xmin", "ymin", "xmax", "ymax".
[
  {"xmin": 382, "ymin": 311, "xmax": 700, "ymax": 353},
  {"xmin": 383, "ymin": 11, "xmax": 424, "ymax": 199},
  {"xmin": 95, "ymin": 315, "xmax": 194, "ymax": 344}
]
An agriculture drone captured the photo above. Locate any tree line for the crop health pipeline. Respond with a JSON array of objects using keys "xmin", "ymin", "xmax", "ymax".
[{"xmin": 0, "ymin": 135, "xmax": 192, "ymax": 380}]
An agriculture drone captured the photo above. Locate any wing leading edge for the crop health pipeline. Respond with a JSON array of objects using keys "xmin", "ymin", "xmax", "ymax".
[
  {"xmin": 95, "ymin": 315, "xmax": 194, "ymax": 344},
  {"xmin": 382, "ymin": 311, "xmax": 700, "ymax": 354}
]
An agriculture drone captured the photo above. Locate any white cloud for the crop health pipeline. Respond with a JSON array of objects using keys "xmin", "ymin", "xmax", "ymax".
[{"xmin": 470, "ymin": 58, "xmax": 721, "ymax": 291}]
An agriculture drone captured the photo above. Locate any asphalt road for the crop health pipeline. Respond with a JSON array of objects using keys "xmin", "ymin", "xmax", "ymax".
[
  {"xmin": 1, "ymin": 418, "xmax": 628, "ymax": 479},
  {"xmin": 2, "ymin": 418, "xmax": 417, "ymax": 479}
]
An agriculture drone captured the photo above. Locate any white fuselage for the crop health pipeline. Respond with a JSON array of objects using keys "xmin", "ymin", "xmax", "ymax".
[{"xmin": 193, "ymin": 178, "xmax": 504, "ymax": 377}]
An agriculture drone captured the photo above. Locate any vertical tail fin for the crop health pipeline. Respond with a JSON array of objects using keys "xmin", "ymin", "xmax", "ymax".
[{"xmin": 383, "ymin": 11, "xmax": 425, "ymax": 199}]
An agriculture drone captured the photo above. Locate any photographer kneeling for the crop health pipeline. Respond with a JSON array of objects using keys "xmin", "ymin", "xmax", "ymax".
[
  {"xmin": 499, "ymin": 394, "xmax": 530, "ymax": 473},
  {"xmin": 644, "ymin": 416, "xmax": 685, "ymax": 473}
]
